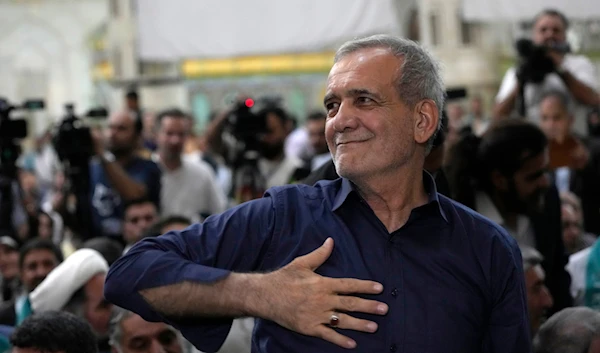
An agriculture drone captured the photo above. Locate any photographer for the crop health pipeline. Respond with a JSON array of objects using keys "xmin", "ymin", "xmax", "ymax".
[
  {"xmin": 90, "ymin": 110, "xmax": 161, "ymax": 240},
  {"xmin": 205, "ymin": 99, "xmax": 303, "ymax": 194},
  {"xmin": 494, "ymin": 9, "xmax": 599, "ymax": 135}
]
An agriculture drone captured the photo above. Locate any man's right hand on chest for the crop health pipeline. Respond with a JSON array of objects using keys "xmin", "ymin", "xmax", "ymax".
[{"xmin": 246, "ymin": 238, "xmax": 388, "ymax": 349}]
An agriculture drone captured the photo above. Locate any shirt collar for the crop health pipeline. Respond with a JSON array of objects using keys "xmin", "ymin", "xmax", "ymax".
[
  {"xmin": 332, "ymin": 171, "xmax": 448, "ymax": 223},
  {"xmin": 475, "ymin": 191, "xmax": 504, "ymax": 225}
]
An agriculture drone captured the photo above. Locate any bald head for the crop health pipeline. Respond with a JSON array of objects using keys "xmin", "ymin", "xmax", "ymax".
[{"xmin": 107, "ymin": 110, "xmax": 141, "ymax": 156}]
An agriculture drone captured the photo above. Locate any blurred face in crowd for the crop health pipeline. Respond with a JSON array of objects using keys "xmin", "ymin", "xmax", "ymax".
[
  {"xmin": 447, "ymin": 103, "xmax": 465, "ymax": 130},
  {"xmin": 126, "ymin": 96, "xmax": 139, "ymax": 111},
  {"xmin": 123, "ymin": 202, "xmax": 158, "ymax": 246},
  {"xmin": 84, "ymin": 273, "xmax": 112, "ymax": 337},
  {"xmin": 157, "ymin": 116, "xmax": 189, "ymax": 161},
  {"xmin": 525, "ymin": 264, "xmax": 553, "ymax": 334},
  {"xmin": 143, "ymin": 113, "xmax": 156, "ymax": 141},
  {"xmin": 306, "ymin": 117, "xmax": 328, "ymax": 155},
  {"xmin": 260, "ymin": 113, "xmax": 289, "ymax": 160},
  {"xmin": 533, "ymin": 14, "xmax": 567, "ymax": 46},
  {"xmin": 324, "ymin": 47, "xmax": 437, "ymax": 180},
  {"xmin": 114, "ymin": 313, "xmax": 183, "ymax": 353},
  {"xmin": 107, "ymin": 112, "xmax": 139, "ymax": 156},
  {"xmin": 21, "ymin": 248, "xmax": 60, "ymax": 292},
  {"xmin": 37, "ymin": 213, "xmax": 53, "ymax": 240},
  {"xmin": 0, "ymin": 244, "xmax": 20, "ymax": 281},
  {"xmin": 539, "ymin": 95, "xmax": 572, "ymax": 143},
  {"xmin": 561, "ymin": 204, "xmax": 583, "ymax": 253},
  {"xmin": 470, "ymin": 96, "xmax": 483, "ymax": 117},
  {"xmin": 497, "ymin": 149, "xmax": 551, "ymax": 215}
]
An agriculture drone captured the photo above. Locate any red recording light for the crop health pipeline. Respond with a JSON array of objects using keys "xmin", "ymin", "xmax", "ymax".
[{"xmin": 245, "ymin": 98, "xmax": 254, "ymax": 108}]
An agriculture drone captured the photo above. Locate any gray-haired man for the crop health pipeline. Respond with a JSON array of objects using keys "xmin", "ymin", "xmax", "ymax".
[
  {"xmin": 534, "ymin": 307, "xmax": 600, "ymax": 353},
  {"xmin": 109, "ymin": 306, "xmax": 184, "ymax": 353},
  {"xmin": 106, "ymin": 34, "xmax": 530, "ymax": 352}
]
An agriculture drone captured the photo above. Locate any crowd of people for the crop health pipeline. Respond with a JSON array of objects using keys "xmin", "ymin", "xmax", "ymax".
[{"xmin": 1, "ymin": 7, "xmax": 600, "ymax": 353}]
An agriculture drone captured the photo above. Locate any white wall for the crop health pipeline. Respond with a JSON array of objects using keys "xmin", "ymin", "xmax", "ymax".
[{"xmin": 0, "ymin": 0, "xmax": 107, "ymax": 134}]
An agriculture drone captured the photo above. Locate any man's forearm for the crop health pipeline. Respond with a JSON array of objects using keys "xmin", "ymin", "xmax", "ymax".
[
  {"xmin": 139, "ymin": 273, "xmax": 269, "ymax": 320},
  {"xmin": 493, "ymin": 85, "xmax": 519, "ymax": 120},
  {"xmin": 99, "ymin": 157, "xmax": 146, "ymax": 200},
  {"xmin": 560, "ymin": 71, "xmax": 600, "ymax": 106}
]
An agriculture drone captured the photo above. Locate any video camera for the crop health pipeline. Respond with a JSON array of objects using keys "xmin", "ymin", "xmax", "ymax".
[
  {"xmin": 52, "ymin": 104, "xmax": 108, "ymax": 191},
  {"xmin": 221, "ymin": 96, "xmax": 285, "ymax": 203},
  {"xmin": 222, "ymin": 96, "xmax": 284, "ymax": 165},
  {"xmin": 51, "ymin": 104, "xmax": 108, "ymax": 240},
  {"xmin": 0, "ymin": 98, "xmax": 45, "ymax": 179},
  {"xmin": 515, "ymin": 39, "xmax": 570, "ymax": 84}
]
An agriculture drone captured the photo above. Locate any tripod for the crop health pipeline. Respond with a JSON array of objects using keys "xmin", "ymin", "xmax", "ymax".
[{"xmin": 231, "ymin": 150, "xmax": 266, "ymax": 205}]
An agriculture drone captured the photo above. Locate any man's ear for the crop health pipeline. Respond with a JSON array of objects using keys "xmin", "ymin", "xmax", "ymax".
[
  {"xmin": 491, "ymin": 170, "xmax": 509, "ymax": 192},
  {"xmin": 413, "ymin": 100, "xmax": 439, "ymax": 145}
]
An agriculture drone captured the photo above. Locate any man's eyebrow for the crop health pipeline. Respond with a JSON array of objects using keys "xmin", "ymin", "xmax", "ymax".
[
  {"xmin": 324, "ymin": 89, "xmax": 381, "ymax": 105},
  {"xmin": 323, "ymin": 92, "xmax": 337, "ymax": 105}
]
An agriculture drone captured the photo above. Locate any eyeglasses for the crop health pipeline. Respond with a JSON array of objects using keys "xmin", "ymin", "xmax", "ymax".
[{"xmin": 126, "ymin": 215, "xmax": 155, "ymax": 224}]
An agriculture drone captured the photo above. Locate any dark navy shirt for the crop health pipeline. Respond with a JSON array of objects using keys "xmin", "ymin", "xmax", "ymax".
[
  {"xmin": 90, "ymin": 157, "xmax": 161, "ymax": 238},
  {"xmin": 105, "ymin": 173, "xmax": 530, "ymax": 353}
]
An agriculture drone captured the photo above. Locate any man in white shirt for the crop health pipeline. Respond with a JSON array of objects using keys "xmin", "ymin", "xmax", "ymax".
[
  {"xmin": 494, "ymin": 9, "xmax": 599, "ymax": 135},
  {"xmin": 155, "ymin": 109, "xmax": 226, "ymax": 222},
  {"xmin": 255, "ymin": 105, "xmax": 303, "ymax": 188}
]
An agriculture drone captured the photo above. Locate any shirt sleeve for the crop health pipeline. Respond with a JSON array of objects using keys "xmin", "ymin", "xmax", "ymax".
[
  {"xmin": 567, "ymin": 55, "xmax": 599, "ymax": 91},
  {"xmin": 482, "ymin": 232, "xmax": 531, "ymax": 353},
  {"xmin": 104, "ymin": 194, "xmax": 278, "ymax": 352},
  {"xmin": 495, "ymin": 67, "xmax": 518, "ymax": 103}
]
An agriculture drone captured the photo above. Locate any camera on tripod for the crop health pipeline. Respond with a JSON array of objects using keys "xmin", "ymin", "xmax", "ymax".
[
  {"xmin": 0, "ymin": 98, "xmax": 45, "ymax": 178},
  {"xmin": 221, "ymin": 96, "xmax": 285, "ymax": 203},
  {"xmin": 515, "ymin": 39, "xmax": 570, "ymax": 84},
  {"xmin": 51, "ymin": 104, "xmax": 108, "ymax": 240},
  {"xmin": 222, "ymin": 96, "xmax": 284, "ymax": 165}
]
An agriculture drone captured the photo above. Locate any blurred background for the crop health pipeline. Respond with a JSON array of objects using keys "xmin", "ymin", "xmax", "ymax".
[{"xmin": 1, "ymin": 0, "xmax": 598, "ymax": 139}]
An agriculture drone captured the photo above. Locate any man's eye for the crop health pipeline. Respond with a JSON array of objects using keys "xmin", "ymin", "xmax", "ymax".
[
  {"xmin": 326, "ymin": 102, "xmax": 339, "ymax": 111},
  {"xmin": 357, "ymin": 97, "xmax": 373, "ymax": 104}
]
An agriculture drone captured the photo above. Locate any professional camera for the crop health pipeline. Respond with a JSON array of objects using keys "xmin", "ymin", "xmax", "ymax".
[
  {"xmin": 51, "ymin": 104, "xmax": 108, "ymax": 239},
  {"xmin": 515, "ymin": 39, "xmax": 570, "ymax": 84},
  {"xmin": 221, "ymin": 96, "xmax": 285, "ymax": 203},
  {"xmin": 52, "ymin": 105, "xmax": 101, "ymax": 173},
  {"xmin": 221, "ymin": 96, "xmax": 286, "ymax": 164},
  {"xmin": 0, "ymin": 98, "xmax": 44, "ymax": 179},
  {"xmin": 0, "ymin": 97, "xmax": 44, "ymax": 235}
]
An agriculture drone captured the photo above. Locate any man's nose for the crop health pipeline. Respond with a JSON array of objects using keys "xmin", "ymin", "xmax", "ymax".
[
  {"xmin": 149, "ymin": 340, "xmax": 167, "ymax": 353},
  {"xmin": 332, "ymin": 102, "xmax": 359, "ymax": 132}
]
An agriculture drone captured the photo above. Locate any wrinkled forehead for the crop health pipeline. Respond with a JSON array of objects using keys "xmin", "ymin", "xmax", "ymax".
[{"xmin": 327, "ymin": 48, "xmax": 401, "ymax": 86}]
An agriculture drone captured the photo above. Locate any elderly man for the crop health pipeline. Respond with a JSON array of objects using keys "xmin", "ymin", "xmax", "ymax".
[
  {"xmin": 534, "ymin": 307, "xmax": 600, "ymax": 353},
  {"xmin": 521, "ymin": 246, "xmax": 554, "ymax": 335},
  {"xmin": 105, "ymin": 35, "xmax": 529, "ymax": 352},
  {"xmin": 108, "ymin": 306, "xmax": 183, "ymax": 353}
]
